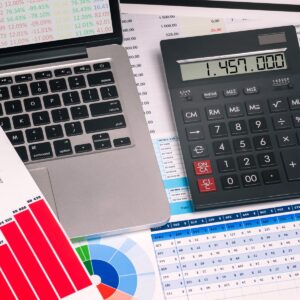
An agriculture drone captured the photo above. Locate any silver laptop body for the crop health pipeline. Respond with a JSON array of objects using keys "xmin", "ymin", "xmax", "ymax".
[{"xmin": 0, "ymin": 0, "xmax": 169, "ymax": 238}]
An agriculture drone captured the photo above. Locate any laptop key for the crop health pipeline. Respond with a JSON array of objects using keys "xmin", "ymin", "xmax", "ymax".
[
  {"xmin": 82, "ymin": 88, "xmax": 99, "ymax": 102},
  {"xmin": 50, "ymin": 78, "xmax": 67, "ymax": 92},
  {"xmin": 6, "ymin": 131, "xmax": 24, "ymax": 145},
  {"xmin": 52, "ymin": 108, "xmax": 69, "ymax": 123},
  {"xmin": 30, "ymin": 81, "xmax": 48, "ymax": 95},
  {"xmin": 45, "ymin": 125, "xmax": 64, "ymax": 140},
  {"xmin": 26, "ymin": 128, "xmax": 44, "ymax": 143},
  {"xmin": 74, "ymin": 65, "xmax": 91, "ymax": 74},
  {"xmin": 0, "ymin": 87, "xmax": 10, "ymax": 100},
  {"xmin": 54, "ymin": 68, "xmax": 72, "ymax": 77},
  {"xmin": 35, "ymin": 71, "xmax": 52, "ymax": 80},
  {"xmin": 93, "ymin": 133, "xmax": 111, "ymax": 150},
  {"xmin": 113, "ymin": 137, "xmax": 131, "ymax": 147},
  {"xmin": 71, "ymin": 105, "xmax": 89, "ymax": 120},
  {"xmin": 11, "ymin": 84, "xmax": 29, "ymax": 98},
  {"xmin": 0, "ymin": 117, "xmax": 11, "ymax": 131},
  {"xmin": 63, "ymin": 91, "xmax": 80, "ymax": 105},
  {"xmin": 24, "ymin": 97, "xmax": 42, "ymax": 111},
  {"xmin": 44, "ymin": 94, "xmax": 61, "ymax": 108},
  {"xmin": 93, "ymin": 62, "xmax": 111, "ymax": 71},
  {"xmin": 84, "ymin": 115, "xmax": 126, "ymax": 133},
  {"xmin": 75, "ymin": 143, "xmax": 92, "ymax": 153},
  {"xmin": 29, "ymin": 142, "xmax": 53, "ymax": 160},
  {"xmin": 54, "ymin": 139, "xmax": 73, "ymax": 157},
  {"xmin": 13, "ymin": 114, "xmax": 31, "ymax": 129},
  {"xmin": 5, "ymin": 100, "xmax": 23, "ymax": 114},
  {"xmin": 65, "ymin": 122, "xmax": 83, "ymax": 136},
  {"xmin": 68, "ymin": 75, "xmax": 86, "ymax": 89},
  {"xmin": 100, "ymin": 85, "xmax": 118, "ymax": 100},
  {"xmin": 0, "ymin": 77, "xmax": 13, "ymax": 85},
  {"xmin": 15, "ymin": 74, "xmax": 33, "ymax": 82},
  {"xmin": 32, "ymin": 111, "xmax": 50, "ymax": 126},
  {"xmin": 15, "ymin": 146, "xmax": 29, "ymax": 162},
  {"xmin": 90, "ymin": 101, "xmax": 122, "ymax": 117},
  {"xmin": 87, "ymin": 72, "xmax": 114, "ymax": 86}
]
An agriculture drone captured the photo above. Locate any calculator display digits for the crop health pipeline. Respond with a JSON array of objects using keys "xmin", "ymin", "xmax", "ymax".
[{"xmin": 161, "ymin": 26, "xmax": 300, "ymax": 210}]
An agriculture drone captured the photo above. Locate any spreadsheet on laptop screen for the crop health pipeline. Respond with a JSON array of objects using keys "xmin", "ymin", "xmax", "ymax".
[{"xmin": 0, "ymin": 0, "xmax": 113, "ymax": 49}]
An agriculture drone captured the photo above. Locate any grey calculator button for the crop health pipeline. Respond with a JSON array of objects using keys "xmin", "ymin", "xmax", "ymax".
[
  {"xmin": 182, "ymin": 108, "xmax": 201, "ymax": 123},
  {"xmin": 246, "ymin": 101, "xmax": 264, "ymax": 115},
  {"xmin": 186, "ymin": 125, "xmax": 205, "ymax": 141},
  {"xmin": 288, "ymin": 96, "xmax": 300, "ymax": 110},
  {"xmin": 206, "ymin": 105, "xmax": 225, "ymax": 120},
  {"xmin": 190, "ymin": 142, "xmax": 208, "ymax": 158},
  {"xmin": 281, "ymin": 149, "xmax": 300, "ymax": 181},
  {"xmin": 224, "ymin": 88, "xmax": 239, "ymax": 97},
  {"xmin": 268, "ymin": 97, "xmax": 288, "ymax": 113},
  {"xmin": 243, "ymin": 86, "xmax": 259, "ymax": 95},
  {"xmin": 203, "ymin": 91, "xmax": 218, "ymax": 100},
  {"xmin": 226, "ymin": 103, "xmax": 244, "ymax": 118}
]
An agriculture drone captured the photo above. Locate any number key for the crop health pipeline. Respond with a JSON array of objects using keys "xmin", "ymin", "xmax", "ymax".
[
  {"xmin": 229, "ymin": 120, "xmax": 248, "ymax": 136},
  {"xmin": 241, "ymin": 172, "xmax": 260, "ymax": 187},
  {"xmin": 213, "ymin": 140, "xmax": 232, "ymax": 156},
  {"xmin": 221, "ymin": 174, "xmax": 240, "ymax": 190},
  {"xmin": 257, "ymin": 152, "xmax": 276, "ymax": 167},
  {"xmin": 253, "ymin": 135, "xmax": 272, "ymax": 150},
  {"xmin": 249, "ymin": 117, "xmax": 268, "ymax": 133},
  {"xmin": 237, "ymin": 155, "xmax": 256, "ymax": 170},
  {"xmin": 233, "ymin": 138, "xmax": 252, "ymax": 153},
  {"xmin": 217, "ymin": 157, "xmax": 235, "ymax": 173},
  {"xmin": 209, "ymin": 122, "xmax": 227, "ymax": 138}
]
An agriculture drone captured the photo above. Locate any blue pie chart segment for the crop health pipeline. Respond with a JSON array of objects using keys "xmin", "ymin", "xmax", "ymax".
[{"xmin": 89, "ymin": 244, "xmax": 137, "ymax": 296}]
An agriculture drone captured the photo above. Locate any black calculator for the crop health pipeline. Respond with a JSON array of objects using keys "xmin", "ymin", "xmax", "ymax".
[{"xmin": 161, "ymin": 26, "xmax": 300, "ymax": 210}]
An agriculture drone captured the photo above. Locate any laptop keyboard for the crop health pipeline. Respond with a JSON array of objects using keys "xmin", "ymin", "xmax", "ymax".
[{"xmin": 0, "ymin": 61, "xmax": 132, "ymax": 163}]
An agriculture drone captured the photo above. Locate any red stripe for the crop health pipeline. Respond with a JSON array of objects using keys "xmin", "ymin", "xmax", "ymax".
[
  {"xmin": 29, "ymin": 200, "xmax": 92, "ymax": 290},
  {"xmin": 0, "ymin": 269, "xmax": 16, "ymax": 300},
  {"xmin": 1, "ymin": 222, "xmax": 58, "ymax": 300},
  {"xmin": 15, "ymin": 209, "xmax": 75, "ymax": 298},
  {"xmin": 0, "ymin": 244, "xmax": 37, "ymax": 300}
]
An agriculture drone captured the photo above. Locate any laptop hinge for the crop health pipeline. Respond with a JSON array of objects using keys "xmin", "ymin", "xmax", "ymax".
[{"xmin": 0, "ymin": 47, "xmax": 87, "ymax": 71}]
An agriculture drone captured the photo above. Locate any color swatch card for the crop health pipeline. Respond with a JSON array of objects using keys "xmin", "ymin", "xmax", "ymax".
[{"xmin": 0, "ymin": 128, "xmax": 102, "ymax": 300}]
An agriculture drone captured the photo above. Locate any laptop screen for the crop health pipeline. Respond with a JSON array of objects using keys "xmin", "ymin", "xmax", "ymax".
[{"xmin": 0, "ymin": 0, "xmax": 114, "ymax": 49}]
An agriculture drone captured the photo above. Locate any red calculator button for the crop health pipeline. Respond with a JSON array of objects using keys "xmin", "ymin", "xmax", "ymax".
[
  {"xmin": 198, "ymin": 177, "xmax": 217, "ymax": 192},
  {"xmin": 193, "ymin": 160, "xmax": 212, "ymax": 175}
]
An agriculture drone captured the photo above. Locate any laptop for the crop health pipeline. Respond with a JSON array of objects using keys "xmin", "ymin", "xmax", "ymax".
[{"xmin": 0, "ymin": 0, "xmax": 169, "ymax": 238}]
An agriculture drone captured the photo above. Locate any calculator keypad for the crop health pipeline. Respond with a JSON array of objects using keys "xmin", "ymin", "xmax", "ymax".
[{"xmin": 175, "ymin": 79, "xmax": 300, "ymax": 210}]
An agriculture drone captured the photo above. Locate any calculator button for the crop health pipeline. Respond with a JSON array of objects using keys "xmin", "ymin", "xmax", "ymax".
[
  {"xmin": 262, "ymin": 169, "xmax": 281, "ymax": 184},
  {"xmin": 213, "ymin": 140, "xmax": 232, "ymax": 156},
  {"xmin": 253, "ymin": 135, "xmax": 272, "ymax": 151},
  {"xmin": 272, "ymin": 114, "xmax": 292, "ymax": 130},
  {"xmin": 241, "ymin": 172, "xmax": 260, "ymax": 187},
  {"xmin": 233, "ymin": 138, "xmax": 252, "ymax": 153},
  {"xmin": 245, "ymin": 101, "xmax": 264, "ymax": 115},
  {"xmin": 243, "ymin": 86, "xmax": 259, "ymax": 95},
  {"xmin": 292, "ymin": 114, "xmax": 300, "ymax": 128},
  {"xmin": 257, "ymin": 152, "xmax": 276, "ymax": 168},
  {"xmin": 268, "ymin": 97, "xmax": 288, "ymax": 113},
  {"xmin": 277, "ymin": 132, "xmax": 297, "ymax": 147},
  {"xmin": 193, "ymin": 160, "xmax": 212, "ymax": 175},
  {"xmin": 288, "ymin": 96, "xmax": 300, "ymax": 110},
  {"xmin": 226, "ymin": 103, "xmax": 244, "ymax": 118},
  {"xmin": 223, "ymin": 88, "xmax": 239, "ymax": 97},
  {"xmin": 281, "ymin": 149, "xmax": 300, "ymax": 181},
  {"xmin": 217, "ymin": 158, "xmax": 235, "ymax": 173},
  {"xmin": 221, "ymin": 174, "xmax": 240, "ymax": 190},
  {"xmin": 237, "ymin": 155, "xmax": 256, "ymax": 170},
  {"xmin": 202, "ymin": 91, "xmax": 218, "ymax": 100},
  {"xmin": 186, "ymin": 125, "xmax": 205, "ymax": 141},
  {"xmin": 229, "ymin": 120, "xmax": 248, "ymax": 136},
  {"xmin": 197, "ymin": 177, "xmax": 217, "ymax": 193},
  {"xmin": 182, "ymin": 108, "xmax": 201, "ymax": 123},
  {"xmin": 190, "ymin": 142, "xmax": 208, "ymax": 158},
  {"xmin": 249, "ymin": 117, "xmax": 268, "ymax": 133},
  {"xmin": 205, "ymin": 105, "xmax": 224, "ymax": 120},
  {"xmin": 209, "ymin": 122, "xmax": 227, "ymax": 138}
]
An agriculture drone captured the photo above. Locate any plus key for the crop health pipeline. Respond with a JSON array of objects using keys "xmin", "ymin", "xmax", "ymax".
[{"xmin": 281, "ymin": 149, "xmax": 300, "ymax": 181}]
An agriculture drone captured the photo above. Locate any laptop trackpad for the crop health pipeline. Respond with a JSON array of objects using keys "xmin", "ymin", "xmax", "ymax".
[{"xmin": 29, "ymin": 168, "xmax": 59, "ymax": 217}]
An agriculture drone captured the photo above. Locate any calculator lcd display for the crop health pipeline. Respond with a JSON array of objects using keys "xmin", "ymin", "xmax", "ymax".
[{"xmin": 180, "ymin": 51, "xmax": 287, "ymax": 81}]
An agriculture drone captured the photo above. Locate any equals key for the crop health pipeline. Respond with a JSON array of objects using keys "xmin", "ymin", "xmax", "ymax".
[{"xmin": 186, "ymin": 125, "xmax": 204, "ymax": 141}]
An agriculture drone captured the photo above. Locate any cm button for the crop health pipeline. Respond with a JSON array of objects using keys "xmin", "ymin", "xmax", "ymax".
[{"xmin": 182, "ymin": 108, "xmax": 201, "ymax": 123}]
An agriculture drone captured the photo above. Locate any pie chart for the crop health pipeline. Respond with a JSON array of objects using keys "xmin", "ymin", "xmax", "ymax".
[{"xmin": 75, "ymin": 237, "xmax": 155, "ymax": 300}]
